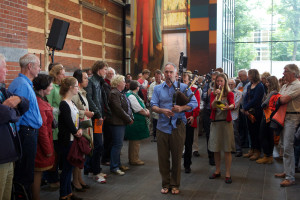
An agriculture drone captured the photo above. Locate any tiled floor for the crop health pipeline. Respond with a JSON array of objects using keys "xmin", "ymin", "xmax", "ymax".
[{"xmin": 40, "ymin": 134, "xmax": 300, "ymax": 200}]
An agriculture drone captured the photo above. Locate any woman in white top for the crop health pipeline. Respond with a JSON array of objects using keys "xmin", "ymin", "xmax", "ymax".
[{"xmin": 125, "ymin": 80, "xmax": 150, "ymax": 165}]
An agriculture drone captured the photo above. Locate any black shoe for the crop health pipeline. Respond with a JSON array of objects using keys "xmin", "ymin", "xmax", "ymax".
[
  {"xmin": 81, "ymin": 184, "xmax": 90, "ymax": 189},
  {"xmin": 295, "ymin": 168, "xmax": 300, "ymax": 173},
  {"xmin": 185, "ymin": 168, "xmax": 191, "ymax": 173},
  {"xmin": 235, "ymin": 152, "xmax": 242, "ymax": 157},
  {"xmin": 151, "ymin": 137, "xmax": 157, "ymax": 142},
  {"xmin": 41, "ymin": 179, "xmax": 48, "ymax": 186},
  {"xmin": 242, "ymin": 145, "xmax": 249, "ymax": 148},
  {"xmin": 101, "ymin": 162, "xmax": 110, "ymax": 166},
  {"xmin": 193, "ymin": 151, "xmax": 200, "ymax": 157},
  {"xmin": 70, "ymin": 195, "xmax": 83, "ymax": 200},
  {"xmin": 71, "ymin": 182, "xmax": 86, "ymax": 192},
  {"xmin": 209, "ymin": 158, "xmax": 215, "ymax": 166}
]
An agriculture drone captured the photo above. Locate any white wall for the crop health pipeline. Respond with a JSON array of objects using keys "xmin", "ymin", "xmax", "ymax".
[{"xmin": 250, "ymin": 61, "xmax": 300, "ymax": 78}]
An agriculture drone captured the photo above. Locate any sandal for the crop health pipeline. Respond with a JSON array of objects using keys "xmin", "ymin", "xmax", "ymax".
[
  {"xmin": 225, "ymin": 177, "xmax": 232, "ymax": 184},
  {"xmin": 209, "ymin": 173, "xmax": 221, "ymax": 179},
  {"xmin": 160, "ymin": 188, "xmax": 169, "ymax": 194},
  {"xmin": 171, "ymin": 187, "xmax": 180, "ymax": 195}
]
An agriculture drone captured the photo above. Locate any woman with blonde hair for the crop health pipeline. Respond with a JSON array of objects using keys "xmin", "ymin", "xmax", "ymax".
[
  {"xmin": 46, "ymin": 63, "xmax": 66, "ymax": 188},
  {"xmin": 208, "ymin": 73, "xmax": 235, "ymax": 184},
  {"xmin": 261, "ymin": 72, "xmax": 271, "ymax": 94},
  {"xmin": 105, "ymin": 75, "xmax": 133, "ymax": 175}
]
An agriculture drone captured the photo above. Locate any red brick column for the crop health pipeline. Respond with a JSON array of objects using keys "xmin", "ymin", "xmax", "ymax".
[{"xmin": 0, "ymin": 0, "xmax": 28, "ymax": 86}]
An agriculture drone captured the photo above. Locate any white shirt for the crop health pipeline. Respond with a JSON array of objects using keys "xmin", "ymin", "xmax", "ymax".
[{"xmin": 128, "ymin": 94, "xmax": 143, "ymax": 113}]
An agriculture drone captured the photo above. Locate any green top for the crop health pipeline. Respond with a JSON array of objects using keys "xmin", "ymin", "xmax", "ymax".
[
  {"xmin": 125, "ymin": 91, "xmax": 149, "ymax": 140},
  {"xmin": 46, "ymin": 83, "xmax": 61, "ymax": 140}
]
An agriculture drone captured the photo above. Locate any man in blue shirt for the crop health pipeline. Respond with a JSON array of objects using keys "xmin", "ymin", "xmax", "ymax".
[
  {"xmin": 8, "ymin": 53, "xmax": 42, "ymax": 199},
  {"xmin": 236, "ymin": 69, "xmax": 251, "ymax": 149},
  {"xmin": 150, "ymin": 63, "xmax": 197, "ymax": 194}
]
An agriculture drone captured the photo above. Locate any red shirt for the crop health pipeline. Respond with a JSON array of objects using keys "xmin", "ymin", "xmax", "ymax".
[
  {"xmin": 35, "ymin": 96, "xmax": 55, "ymax": 170},
  {"xmin": 210, "ymin": 91, "xmax": 235, "ymax": 122},
  {"xmin": 185, "ymin": 87, "xmax": 200, "ymax": 128},
  {"xmin": 105, "ymin": 78, "xmax": 111, "ymax": 86}
]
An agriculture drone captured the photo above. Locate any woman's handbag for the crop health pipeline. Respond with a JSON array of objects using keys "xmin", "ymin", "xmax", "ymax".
[{"xmin": 79, "ymin": 119, "xmax": 93, "ymax": 129}]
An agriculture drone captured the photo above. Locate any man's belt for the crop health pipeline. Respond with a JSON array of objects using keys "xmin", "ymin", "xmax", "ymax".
[
  {"xmin": 20, "ymin": 125, "xmax": 36, "ymax": 131},
  {"xmin": 286, "ymin": 112, "xmax": 300, "ymax": 114},
  {"xmin": 176, "ymin": 119, "xmax": 182, "ymax": 125}
]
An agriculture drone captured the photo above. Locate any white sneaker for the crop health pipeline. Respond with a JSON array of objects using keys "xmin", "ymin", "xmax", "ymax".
[
  {"xmin": 99, "ymin": 172, "xmax": 107, "ymax": 178},
  {"xmin": 93, "ymin": 174, "xmax": 106, "ymax": 183},
  {"xmin": 112, "ymin": 169, "xmax": 125, "ymax": 176}
]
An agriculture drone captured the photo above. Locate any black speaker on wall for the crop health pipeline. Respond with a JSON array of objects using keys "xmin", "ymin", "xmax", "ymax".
[{"xmin": 46, "ymin": 18, "xmax": 70, "ymax": 50}]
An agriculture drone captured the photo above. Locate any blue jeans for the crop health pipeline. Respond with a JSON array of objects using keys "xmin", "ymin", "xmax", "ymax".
[
  {"xmin": 233, "ymin": 119, "xmax": 242, "ymax": 153},
  {"xmin": 59, "ymin": 142, "xmax": 73, "ymax": 198},
  {"xmin": 109, "ymin": 125, "xmax": 126, "ymax": 171},
  {"xmin": 13, "ymin": 126, "xmax": 38, "ymax": 200},
  {"xmin": 102, "ymin": 123, "xmax": 112, "ymax": 163},
  {"xmin": 91, "ymin": 133, "xmax": 103, "ymax": 175},
  {"xmin": 84, "ymin": 155, "xmax": 92, "ymax": 174}
]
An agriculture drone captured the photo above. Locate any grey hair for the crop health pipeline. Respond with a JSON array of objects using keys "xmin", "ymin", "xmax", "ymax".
[
  {"xmin": 108, "ymin": 67, "xmax": 115, "ymax": 75},
  {"xmin": 19, "ymin": 53, "xmax": 39, "ymax": 68},
  {"xmin": 228, "ymin": 78, "xmax": 236, "ymax": 84},
  {"xmin": 285, "ymin": 64, "xmax": 299, "ymax": 77},
  {"xmin": 212, "ymin": 71, "xmax": 220, "ymax": 76},
  {"xmin": 238, "ymin": 69, "xmax": 247, "ymax": 76},
  {"xmin": 163, "ymin": 62, "xmax": 178, "ymax": 73}
]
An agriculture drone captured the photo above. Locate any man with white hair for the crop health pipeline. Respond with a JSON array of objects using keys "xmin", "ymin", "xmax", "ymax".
[
  {"xmin": 102, "ymin": 66, "xmax": 115, "ymax": 166},
  {"xmin": 105, "ymin": 67, "xmax": 115, "ymax": 86},
  {"xmin": 228, "ymin": 79, "xmax": 243, "ymax": 157},
  {"xmin": 236, "ymin": 69, "xmax": 251, "ymax": 149},
  {"xmin": 8, "ymin": 53, "xmax": 42, "ymax": 199},
  {"xmin": 0, "ymin": 54, "xmax": 29, "ymax": 200},
  {"xmin": 151, "ymin": 63, "xmax": 198, "ymax": 194},
  {"xmin": 275, "ymin": 64, "xmax": 300, "ymax": 187}
]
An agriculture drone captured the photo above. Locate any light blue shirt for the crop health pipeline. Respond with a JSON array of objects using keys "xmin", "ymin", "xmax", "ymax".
[
  {"xmin": 8, "ymin": 73, "xmax": 42, "ymax": 130},
  {"xmin": 150, "ymin": 81, "xmax": 198, "ymax": 134},
  {"xmin": 236, "ymin": 81, "xmax": 250, "ymax": 106}
]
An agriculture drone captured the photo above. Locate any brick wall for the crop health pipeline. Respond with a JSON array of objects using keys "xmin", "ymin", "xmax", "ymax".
[
  {"xmin": 0, "ymin": 0, "xmax": 124, "ymax": 86},
  {"xmin": 0, "ymin": 0, "xmax": 28, "ymax": 86}
]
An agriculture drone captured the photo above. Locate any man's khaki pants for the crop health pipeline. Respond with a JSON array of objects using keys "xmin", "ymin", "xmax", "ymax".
[
  {"xmin": 128, "ymin": 140, "xmax": 141, "ymax": 163},
  {"xmin": 157, "ymin": 121, "xmax": 185, "ymax": 189},
  {"xmin": 0, "ymin": 162, "xmax": 14, "ymax": 200}
]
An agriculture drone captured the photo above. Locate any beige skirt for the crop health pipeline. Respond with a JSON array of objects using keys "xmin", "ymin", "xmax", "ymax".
[{"xmin": 208, "ymin": 120, "xmax": 235, "ymax": 152}]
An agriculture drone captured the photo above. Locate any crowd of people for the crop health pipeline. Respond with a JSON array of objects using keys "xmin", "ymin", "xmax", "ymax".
[{"xmin": 0, "ymin": 52, "xmax": 300, "ymax": 200}]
